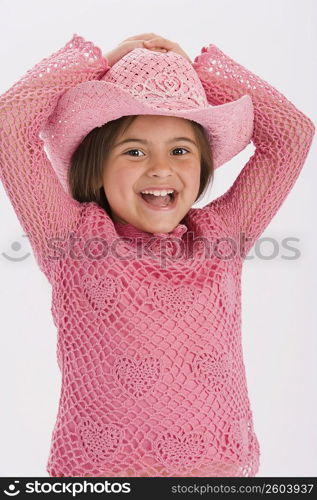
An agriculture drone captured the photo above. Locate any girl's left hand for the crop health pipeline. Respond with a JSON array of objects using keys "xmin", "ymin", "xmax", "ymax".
[
  {"xmin": 140, "ymin": 33, "xmax": 192, "ymax": 63},
  {"xmin": 114, "ymin": 33, "xmax": 192, "ymax": 64}
]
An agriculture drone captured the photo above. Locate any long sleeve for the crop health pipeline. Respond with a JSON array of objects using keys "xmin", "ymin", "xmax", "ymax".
[
  {"xmin": 193, "ymin": 45, "xmax": 315, "ymax": 259},
  {"xmin": 0, "ymin": 34, "xmax": 110, "ymax": 283}
]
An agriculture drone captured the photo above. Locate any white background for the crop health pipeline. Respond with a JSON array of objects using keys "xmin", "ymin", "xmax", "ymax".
[{"xmin": 0, "ymin": 0, "xmax": 316, "ymax": 477}]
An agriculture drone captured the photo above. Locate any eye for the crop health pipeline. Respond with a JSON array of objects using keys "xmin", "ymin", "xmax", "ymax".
[
  {"xmin": 123, "ymin": 147, "xmax": 190, "ymax": 157},
  {"xmin": 172, "ymin": 147, "xmax": 189, "ymax": 155},
  {"xmin": 124, "ymin": 149, "xmax": 145, "ymax": 157}
]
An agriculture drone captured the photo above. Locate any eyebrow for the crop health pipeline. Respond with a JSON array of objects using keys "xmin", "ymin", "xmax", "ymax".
[{"xmin": 114, "ymin": 137, "xmax": 198, "ymax": 148}]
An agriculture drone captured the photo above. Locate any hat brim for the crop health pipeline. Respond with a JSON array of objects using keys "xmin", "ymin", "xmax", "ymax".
[{"xmin": 41, "ymin": 80, "xmax": 254, "ymax": 193}]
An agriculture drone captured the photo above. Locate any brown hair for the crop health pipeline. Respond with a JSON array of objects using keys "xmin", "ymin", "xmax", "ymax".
[{"xmin": 69, "ymin": 115, "xmax": 214, "ymax": 220}]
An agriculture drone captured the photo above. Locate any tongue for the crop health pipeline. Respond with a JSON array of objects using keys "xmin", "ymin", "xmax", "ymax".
[{"xmin": 142, "ymin": 193, "xmax": 171, "ymax": 207}]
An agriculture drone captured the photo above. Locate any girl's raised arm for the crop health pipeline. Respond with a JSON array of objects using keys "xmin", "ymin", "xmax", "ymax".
[
  {"xmin": 0, "ymin": 34, "xmax": 110, "ymax": 282},
  {"xmin": 192, "ymin": 44, "xmax": 315, "ymax": 258}
]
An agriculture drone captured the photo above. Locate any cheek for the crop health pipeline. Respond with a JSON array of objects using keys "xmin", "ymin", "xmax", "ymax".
[
  {"xmin": 103, "ymin": 168, "xmax": 137, "ymax": 202},
  {"xmin": 187, "ymin": 166, "xmax": 201, "ymax": 200},
  {"xmin": 184, "ymin": 163, "xmax": 201, "ymax": 186}
]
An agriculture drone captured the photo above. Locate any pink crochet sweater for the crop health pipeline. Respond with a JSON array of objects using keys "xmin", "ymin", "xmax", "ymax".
[{"xmin": 0, "ymin": 35, "xmax": 314, "ymax": 478}]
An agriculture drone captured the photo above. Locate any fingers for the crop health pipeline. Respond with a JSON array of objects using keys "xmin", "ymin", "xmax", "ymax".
[
  {"xmin": 106, "ymin": 34, "xmax": 191, "ymax": 67},
  {"xmin": 124, "ymin": 39, "xmax": 167, "ymax": 53},
  {"xmin": 144, "ymin": 38, "xmax": 191, "ymax": 63},
  {"xmin": 120, "ymin": 34, "xmax": 179, "ymax": 53},
  {"xmin": 121, "ymin": 33, "xmax": 160, "ymax": 42},
  {"xmin": 122, "ymin": 39, "xmax": 168, "ymax": 54},
  {"xmin": 144, "ymin": 37, "xmax": 174, "ymax": 46}
]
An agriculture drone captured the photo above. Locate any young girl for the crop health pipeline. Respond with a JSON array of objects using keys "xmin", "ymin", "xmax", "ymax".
[{"xmin": 0, "ymin": 32, "xmax": 314, "ymax": 478}]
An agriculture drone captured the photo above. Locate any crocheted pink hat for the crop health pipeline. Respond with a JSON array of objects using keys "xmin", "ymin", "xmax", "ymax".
[{"xmin": 41, "ymin": 47, "xmax": 254, "ymax": 196}]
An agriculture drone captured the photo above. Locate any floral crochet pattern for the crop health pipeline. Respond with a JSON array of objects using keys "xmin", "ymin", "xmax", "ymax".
[
  {"xmin": 82, "ymin": 273, "xmax": 120, "ymax": 319},
  {"xmin": 153, "ymin": 429, "xmax": 210, "ymax": 470},
  {"xmin": 112, "ymin": 355, "xmax": 162, "ymax": 399},
  {"xmin": 193, "ymin": 349, "xmax": 234, "ymax": 393},
  {"xmin": 147, "ymin": 281, "xmax": 198, "ymax": 319},
  {"xmin": 77, "ymin": 417, "xmax": 123, "ymax": 464}
]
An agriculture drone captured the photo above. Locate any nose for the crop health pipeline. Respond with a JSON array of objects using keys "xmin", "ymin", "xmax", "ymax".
[{"xmin": 146, "ymin": 155, "xmax": 175, "ymax": 178}]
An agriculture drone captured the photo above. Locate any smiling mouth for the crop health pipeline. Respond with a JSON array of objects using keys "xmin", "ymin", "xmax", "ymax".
[{"xmin": 138, "ymin": 191, "xmax": 178, "ymax": 209}]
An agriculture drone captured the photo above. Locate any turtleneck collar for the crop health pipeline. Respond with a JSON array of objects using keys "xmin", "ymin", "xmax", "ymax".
[{"xmin": 113, "ymin": 220, "xmax": 188, "ymax": 240}]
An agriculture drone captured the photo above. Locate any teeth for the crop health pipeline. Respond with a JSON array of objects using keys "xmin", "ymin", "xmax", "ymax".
[{"xmin": 141, "ymin": 189, "xmax": 174, "ymax": 196}]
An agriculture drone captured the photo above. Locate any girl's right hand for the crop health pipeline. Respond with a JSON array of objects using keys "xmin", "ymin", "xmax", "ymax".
[{"xmin": 103, "ymin": 32, "xmax": 191, "ymax": 67}]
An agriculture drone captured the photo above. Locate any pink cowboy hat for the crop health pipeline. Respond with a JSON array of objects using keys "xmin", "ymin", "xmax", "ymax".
[{"xmin": 40, "ymin": 46, "xmax": 254, "ymax": 195}]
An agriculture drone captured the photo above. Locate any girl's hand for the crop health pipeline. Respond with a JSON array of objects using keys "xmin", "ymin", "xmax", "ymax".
[{"xmin": 103, "ymin": 32, "xmax": 192, "ymax": 67}]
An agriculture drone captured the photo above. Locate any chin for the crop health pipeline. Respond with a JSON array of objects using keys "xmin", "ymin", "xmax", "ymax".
[{"xmin": 151, "ymin": 222, "xmax": 179, "ymax": 234}]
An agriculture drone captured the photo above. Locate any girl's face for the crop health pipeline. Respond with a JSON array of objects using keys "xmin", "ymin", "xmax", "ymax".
[{"xmin": 101, "ymin": 115, "xmax": 201, "ymax": 234}]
